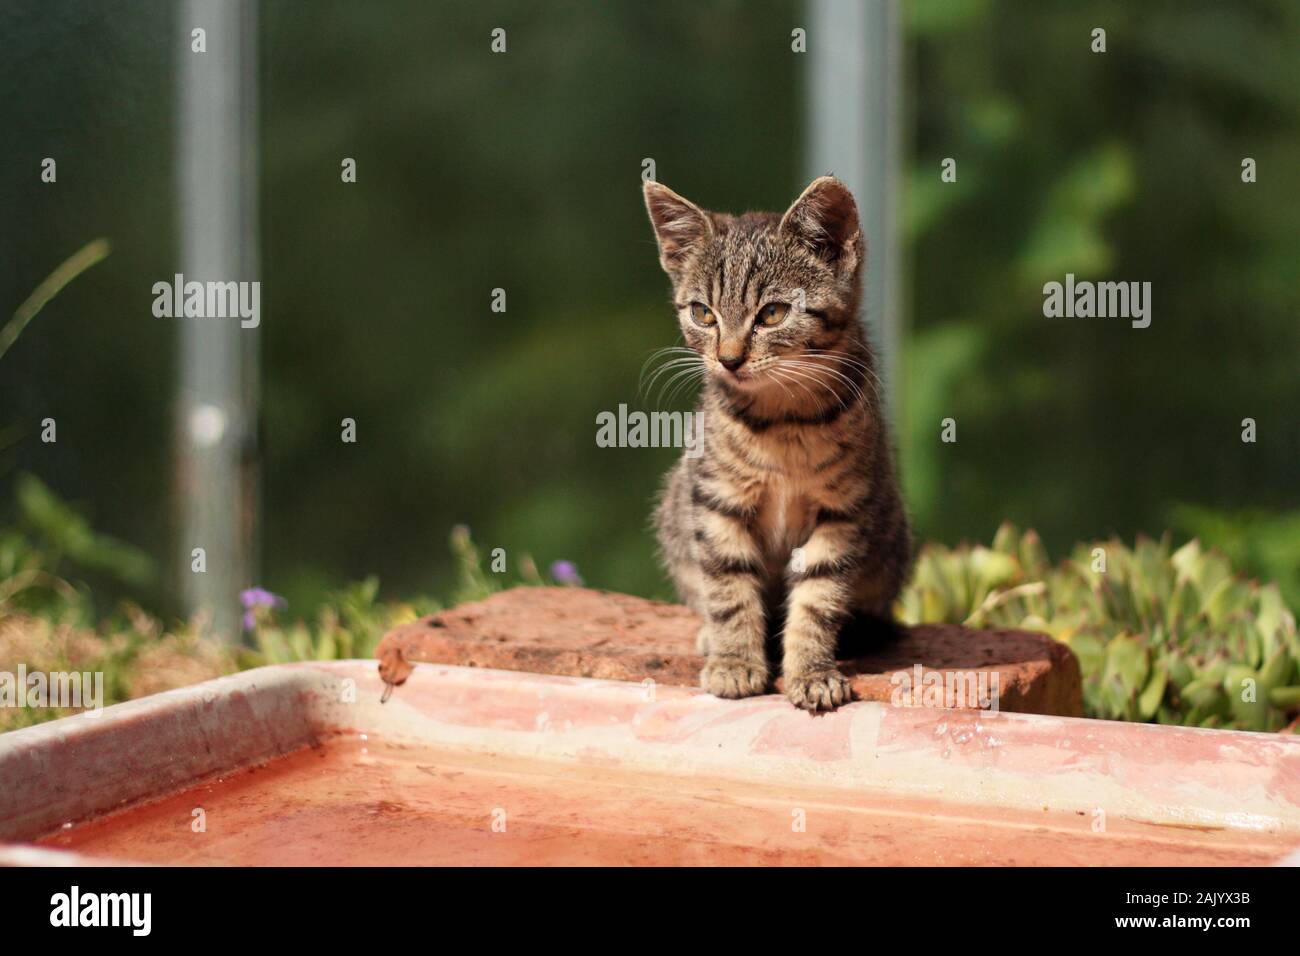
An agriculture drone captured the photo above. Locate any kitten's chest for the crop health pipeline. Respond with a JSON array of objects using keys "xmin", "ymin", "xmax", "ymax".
[
  {"xmin": 754, "ymin": 483, "xmax": 817, "ymax": 558},
  {"xmin": 747, "ymin": 431, "xmax": 841, "ymax": 556}
]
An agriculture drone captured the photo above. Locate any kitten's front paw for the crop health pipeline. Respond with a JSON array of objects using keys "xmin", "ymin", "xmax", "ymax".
[
  {"xmin": 785, "ymin": 668, "xmax": 852, "ymax": 712},
  {"xmin": 701, "ymin": 655, "xmax": 769, "ymax": 699}
]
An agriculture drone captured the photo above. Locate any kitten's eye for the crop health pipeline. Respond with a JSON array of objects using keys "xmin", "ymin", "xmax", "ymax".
[
  {"xmin": 757, "ymin": 302, "xmax": 790, "ymax": 327},
  {"xmin": 689, "ymin": 303, "xmax": 716, "ymax": 327}
]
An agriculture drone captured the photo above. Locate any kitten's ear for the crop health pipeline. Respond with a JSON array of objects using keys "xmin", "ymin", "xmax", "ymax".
[
  {"xmin": 778, "ymin": 176, "xmax": 862, "ymax": 272},
  {"xmin": 644, "ymin": 181, "xmax": 712, "ymax": 274}
]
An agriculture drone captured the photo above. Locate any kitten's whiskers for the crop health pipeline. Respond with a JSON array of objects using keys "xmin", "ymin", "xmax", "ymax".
[{"xmin": 638, "ymin": 345, "xmax": 698, "ymax": 400}]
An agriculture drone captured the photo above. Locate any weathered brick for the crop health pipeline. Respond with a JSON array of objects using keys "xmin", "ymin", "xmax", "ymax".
[{"xmin": 377, "ymin": 586, "xmax": 1082, "ymax": 716}]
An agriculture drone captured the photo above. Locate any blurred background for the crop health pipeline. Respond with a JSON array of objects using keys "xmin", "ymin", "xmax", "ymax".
[{"xmin": 2, "ymin": 0, "xmax": 1298, "ymax": 637}]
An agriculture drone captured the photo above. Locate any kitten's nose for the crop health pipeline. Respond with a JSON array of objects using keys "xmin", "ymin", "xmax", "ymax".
[{"xmin": 719, "ymin": 354, "xmax": 745, "ymax": 372}]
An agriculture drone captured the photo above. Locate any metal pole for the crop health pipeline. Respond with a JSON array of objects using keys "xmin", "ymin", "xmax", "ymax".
[
  {"xmin": 806, "ymin": 0, "xmax": 903, "ymax": 409},
  {"xmin": 175, "ymin": 0, "xmax": 259, "ymax": 639}
]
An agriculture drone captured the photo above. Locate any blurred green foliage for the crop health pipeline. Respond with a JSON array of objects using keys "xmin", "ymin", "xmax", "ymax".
[
  {"xmin": 899, "ymin": 0, "xmax": 1299, "ymax": 600},
  {"xmin": 1, "ymin": 1, "xmax": 1296, "ymax": 622},
  {"xmin": 900, "ymin": 523, "xmax": 1300, "ymax": 731},
  {"xmin": 0, "ymin": 487, "xmax": 570, "ymax": 731},
  {"xmin": 1, "ymin": 474, "xmax": 153, "ymax": 623},
  {"xmin": 1168, "ymin": 504, "xmax": 1300, "ymax": 610}
]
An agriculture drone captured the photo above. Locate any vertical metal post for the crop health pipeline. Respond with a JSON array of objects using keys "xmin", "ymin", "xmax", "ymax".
[
  {"xmin": 806, "ymin": 0, "xmax": 903, "ymax": 408},
  {"xmin": 176, "ymin": 0, "xmax": 259, "ymax": 639}
]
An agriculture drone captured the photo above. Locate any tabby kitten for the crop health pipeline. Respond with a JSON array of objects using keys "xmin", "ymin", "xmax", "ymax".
[{"xmin": 644, "ymin": 176, "xmax": 913, "ymax": 711}]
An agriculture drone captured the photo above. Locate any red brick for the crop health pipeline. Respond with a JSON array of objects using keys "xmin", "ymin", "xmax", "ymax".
[{"xmin": 377, "ymin": 586, "xmax": 1082, "ymax": 716}]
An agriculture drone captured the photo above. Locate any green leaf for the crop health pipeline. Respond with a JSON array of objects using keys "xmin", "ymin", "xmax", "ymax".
[
  {"xmin": 991, "ymin": 521, "xmax": 1020, "ymax": 557},
  {"xmin": 1223, "ymin": 664, "xmax": 1269, "ymax": 730},
  {"xmin": 1180, "ymin": 678, "xmax": 1228, "ymax": 716},
  {"xmin": 1267, "ymin": 686, "xmax": 1300, "ymax": 709},
  {"xmin": 1257, "ymin": 649, "xmax": 1295, "ymax": 695},
  {"xmin": 1138, "ymin": 664, "xmax": 1168, "ymax": 720},
  {"xmin": 1104, "ymin": 633, "xmax": 1149, "ymax": 695}
]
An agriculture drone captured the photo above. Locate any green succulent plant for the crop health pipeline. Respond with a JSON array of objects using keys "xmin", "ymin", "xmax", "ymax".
[{"xmin": 898, "ymin": 524, "xmax": 1300, "ymax": 732}]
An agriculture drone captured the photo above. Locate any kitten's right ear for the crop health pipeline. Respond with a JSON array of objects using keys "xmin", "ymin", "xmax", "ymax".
[{"xmin": 644, "ymin": 181, "xmax": 712, "ymax": 274}]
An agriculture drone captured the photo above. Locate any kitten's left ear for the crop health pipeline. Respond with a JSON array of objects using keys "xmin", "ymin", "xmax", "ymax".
[{"xmin": 779, "ymin": 176, "xmax": 862, "ymax": 273}]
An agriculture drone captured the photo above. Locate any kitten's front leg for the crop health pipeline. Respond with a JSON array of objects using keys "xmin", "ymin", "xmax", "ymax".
[
  {"xmin": 781, "ymin": 522, "xmax": 860, "ymax": 711},
  {"xmin": 698, "ymin": 578, "xmax": 769, "ymax": 697},
  {"xmin": 694, "ymin": 508, "xmax": 770, "ymax": 699}
]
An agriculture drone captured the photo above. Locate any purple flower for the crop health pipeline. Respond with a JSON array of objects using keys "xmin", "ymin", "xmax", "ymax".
[
  {"xmin": 241, "ymin": 587, "xmax": 286, "ymax": 610},
  {"xmin": 550, "ymin": 560, "xmax": 583, "ymax": 587},
  {"xmin": 240, "ymin": 587, "xmax": 286, "ymax": 631}
]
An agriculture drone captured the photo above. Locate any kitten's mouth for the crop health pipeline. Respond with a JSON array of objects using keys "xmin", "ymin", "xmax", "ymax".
[
  {"xmin": 714, "ymin": 365, "xmax": 755, "ymax": 387},
  {"xmin": 715, "ymin": 361, "xmax": 779, "ymax": 389}
]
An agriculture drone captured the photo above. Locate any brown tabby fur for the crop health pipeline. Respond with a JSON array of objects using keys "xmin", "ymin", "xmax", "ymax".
[{"xmin": 644, "ymin": 176, "xmax": 913, "ymax": 711}]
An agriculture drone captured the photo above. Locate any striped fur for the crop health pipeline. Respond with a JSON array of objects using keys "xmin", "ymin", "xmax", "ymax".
[{"xmin": 645, "ymin": 177, "xmax": 913, "ymax": 711}]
